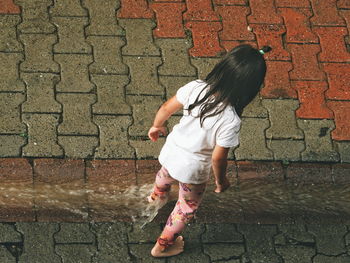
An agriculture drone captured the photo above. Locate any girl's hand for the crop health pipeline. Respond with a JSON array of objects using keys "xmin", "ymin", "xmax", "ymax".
[
  {"xmin": 148, "ymin": 126, "xmax": 167, "ymax": 142},
  {"xmin": 214, "ymin": 177, "xmax": 230, "ymax": 193}
]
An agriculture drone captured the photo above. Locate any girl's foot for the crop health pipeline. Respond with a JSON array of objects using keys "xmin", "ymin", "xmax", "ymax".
[
  {"xmin": 151, "ymin": 236, "xmax": 184, "ymax": 257},
  {"xmin": 147, "ymin": 193, "xmax": 169, "ymax": 208}
]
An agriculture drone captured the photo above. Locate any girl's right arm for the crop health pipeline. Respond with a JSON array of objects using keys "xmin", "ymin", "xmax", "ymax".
[{"xmin": 212, "ymin": 145, "xmax": 230, "ymax": 193}]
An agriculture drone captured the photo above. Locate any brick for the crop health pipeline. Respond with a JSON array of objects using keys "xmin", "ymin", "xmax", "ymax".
[
  {"xmin": 0, "ymin": 15, "xmax": 22, "ymax": 52},
  {"xmin": 93, "ymin": 115, "xmax": 135, "ymax": 158},
  {"xmin": 130, "ymin": 138, "xmax": 165, "ymax": 159},
  {"xmin": 275, "ymin": 246, "xmax": 316, "ymax": 262},
  {"xmin": 221, "ymin": 40, "xmax": 257, "ymax": 52},
  {"xmin": 124, "ymin": 56, "xmax": 163, "ymax": 95},
  {"xmin": 58, "ymin": 136, "xmax": 98, "ymax": 159},
  {"xmin": 183, "ymin": 0, "xmax": 220, "ymax": 21},
  {"xmin": 313, "ymin": 27, "xmax": 350, "ymax": 63},
  {"xmin": 241, "ymin": 95, "xmax": 268, "ymax": 118},
  {"xmin": 156, "ymin": 38, "xmax": 197, "ymax": 76},
  {"xmin": 323, "ymin": 63, "xmax": 350, "ymax": 100},
  {"xmin": 22, "ymin": 114, "xmax": 63, "ymax": 157},
  {"xmin": 261, "ymin": 61, "xmax": 295, "ymax": 98},
  {"xmin": 278, "ymin": 8, "xmax": 318, "ymax": 43},
  {"xmin": 203, "ymin": 244, "xmax": 244, "ymax": 261},
  {"xmin": 248, "ymin": 0, "xmax": 283, "ymax": 24},
  {"xmin": 135, "ymin": 159, "xmax": 161, "ymax": 186},
  {"xmin": 21, "ymin": 73, "xmax": 62, "ymax": 113},
  {"xmin": 17, "ymin": 223, "xmax": 61, "ymax": 262},
  {"xmin": 335, "ymin": 142, "xmax": 350, "ymax": 163},
  {"xmin": 159, "ymin": 76, "xmax": 195, "ymax": 99},
  {"xmin": 214, "ymin": 0, "xmax": 247, "ymax": 5},
  {"xmin": 202, "ymin": 224, "xmax": 244, "ymax": 243},
  {"xmin": 313, "ymin": 255, "xmax": 350, "ymax": 262},
  {"xmin": 297, "ymin": 119, "xmax": 339, "ymax": 162},
  {"xmin": 0, "ymin": 93, "xmax": 25, "ymax": 134},
  {"xmin": 129, "ymin": 244, "xmax": 165, "ymax": 262},
  {"xmin": 57, "ymin": 94, "xmax": 98, "ymax": 135},
  {"xmin": 263, "ymin": 99, "xmax": 303, "ymax": 139},
  {"xmin": 236, "ymin": 161, "xmax": 283, "ymax": 181},
  {"xmin": 0, "ymin": 158, "xmax": 32, "ymax": 183},
  {"xmin": 332, "ymin": 164, "xmax": 350, "ymax": 183},
  {"xmin": 52, "ymin": 17, "xmax": 91, "ymax": 54},
  {"xmin": 185, "ymin": 21, "xmax": 224, "ymax": 57},
  {"xmin": 87, "ymin": 36, "xmax": 128, "ymax": 75},
  {"xmin": 15, "ymin": 0, "xmax": 55, "ymax": 33},
  {"xmin": 20, "ymin": 34, "xmax": 59, "ymax": 73},
  {"xmin": 275, "ymin": 224, "xmax": 315, "ymax": 244},
  {"xmin": 119, "ymin": 19, "xmax": 160, "ymax": 56},
  {"xmin": 92, "ymin": 75, "xmax": 131, "ymax": 115},
  {"xmin": 83, "ymin": 0, "xmax": 124, "ymax": 36},
  {"xmin": 288, "ymin": 44, "xmax": 325, "ymax": 81},
  {"xmin": 127, "ymin": 95, "xmax": 163, "ymax": 136},
  {"xmin": 0, "ymin": 53, "xmax": 25, "ymax": 92},
  {"xmin": 217, "ymin": 5, "xmax": 254, "ymax": 41},
  {"xmin": 151, "ymin": 2, "xmax": 186, "ymax": 38},
  {"xmin": 54, "ymin": 54, "xmax": 94, "ymax": 92},
  {"xmin": 117, "ymin": 0, "xmax": 153, "ymax": 18},
  {"xmin": 50, "ymin": 0, "xmax": 87, "ymax": 16},
  {"xmin": 191, "ymin": 57, "xmax": 221, "ymax": 79},
  {"xmin": 292, "ymin": 81, "xmax": 333, "ymax": 119},
  {"xmin": 54, "ymin": 223, "xmax": 94, "ymax": 243},
  {"xmin": 341, "ymin": 10, "xmax": 350, "ymax": 44},
  {"xmin": 251, "ymin": 24, "xmax": 290, "ymax": 61},
  {"xmin": 310, "ymin": 0, "xmax": 345, "ymax": 26},
  {"xmin": 327, "ymin": 101, "xmax": 350, "ymax": 141},
  {"xmin": 0, "ymin": 0, "xmax": 20, "ymax": 13},
  {"xmin": 275, "ymin": 0, "xmax": 310, "ymax": 7},
  {"xmin": 267, "ymin": 139, "xmax": 305, "ymax": 161},
  {"xmin": 56, "ymin": 245, "xmax": 96, "ymax": 263},
  {"xmin": 0, "ymin": 223, "xmax": 22, "ymax": 242},
  {"xmin": 234, "ymin": 118, "xmax": 274, "ymax": 160},
  {"xmin": 0, "ymin": 135, "xmax": 26, "ymax": 157}
]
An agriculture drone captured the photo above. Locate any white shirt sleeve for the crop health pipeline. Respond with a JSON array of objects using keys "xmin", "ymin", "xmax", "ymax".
[
  {"xmin": 176, "ymin": 80, "xmax": 200, "ymax": 106},
  {"xmin": 216, "ymin": 120, "xmax": 241, "ymax": 148}
]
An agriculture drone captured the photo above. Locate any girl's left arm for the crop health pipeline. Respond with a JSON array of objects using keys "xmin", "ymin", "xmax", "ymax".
[{"xmin": 148, "ymin": 96, "xmax": 183, "ymax": 142}]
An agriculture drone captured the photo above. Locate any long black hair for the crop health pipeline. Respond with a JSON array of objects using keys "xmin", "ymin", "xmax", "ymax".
[{"xmin": 188, "ymin": 44, "xmax": 271, "ymax": 126}]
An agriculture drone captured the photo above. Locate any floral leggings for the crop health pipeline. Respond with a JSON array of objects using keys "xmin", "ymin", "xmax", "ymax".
[{"xmin": 151, "ymin": 166, "xmax": 207, "ymax": 248}]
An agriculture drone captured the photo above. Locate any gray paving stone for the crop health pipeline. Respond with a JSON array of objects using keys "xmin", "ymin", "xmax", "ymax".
[
  {"xmin": 167, "ymin": 115, "xmax": 183, "ymax": 132},
  {"xmin": 168, "ymin": 248, "xmax": 210, "ymax": 263},
  {"xmin": 92, "ymin": 75, "xmax": 131, "ymax": 115},
  {"xmin": 267, "ymin": 139, "xmax": 305, "ymax": 161},
  {"xmin": 58, "ymin": 136, "xmax": 98, "ymax": 159},
  {"xmin": 91, "ymin": 223, "xmax": 131, "ymax": 263},
  {"xmin": 237, "ymin": 224, "xmax": 282, "ymax": 263},
  {"xmin": 191, "ymin": 57, "xmax": 220, "ymax": 80},
  {"xmin": 156, "ymin": 38, "xmax": 197, "ymax": 76},
  {"xmin": 57, "ymin": 93, "xmax": 98, "ymax": 135},
  {"xmin": 0, "ymin": 224, "xmax": 22, "ymax": 243},
  {"xmin": 94, "ymin": 115, "xmax": 134, "ymax": 158},
  {"xmin": 202, "ymin": 224, "xmax": 244, "ymax": 243},
  {"xmin": 234, "ymin": 118, "xmax": 274, "ymax": 160},
  {"xmin": 83, "ymin": 0, "xmax": 124, "ymax": 36},
  {"xmin": 55, "ymin": 54, "xmax": 94, "ymax": 92},
  {"xmin": 0, "ymin": 93, "xmax": 25, "ymax": 133},
  {"xmin": 307, "ymin": 224, "xmax": 347, "ymax": 255},
  {"xmin": 0, "ymin": 53, "xmax": 24, "ymax": 91},
  {"xmin": 20, "ymin": 34, "xmax": 59, "ymax": 73},
  {"xmin": 297, "ymin": 119, "xmax": 340, "ymax": 162},
  {"xmin": 242, "ymin": 95, "xmax": 268, "ymax": 118},
  {"xmin": 16, "ymin": 223, "xmax": 61, "ymax": 263},
  {"xmin": 313, "ymin": 254, "xmax": 350, "ymax": 263},
  {"xmin": 53, "ymin": 16, "xmax": 91, "ymax": 54},
  {"xmin": 203, "ymin": 243, "xmax": 244, "ymax": 261},
  {"xmin": 263, "ymin": 99, "xmax": 303, "ymax": 139},
  {"xmin": 120, "ymin": 19, "xmax": 160, "ymax": 56},
  {"xmin": 159, "ymin": 76, "xmax": 195, "ymax": 99},
  {"xmin": 15, "ymin": 0, "xmax": 55, "ymax": 33},
  {"xmin": 129, "ymin": 243, "xmax": 166, "ymax": 262},
  {"xmin": 0, "ymin": 15, "xmax": 22, "ymax": 52},
  {"xmin": 87, "ymin": 36, "xmax": 128, "ymax": 75},
  {"xmin": 335, "ymin": 141, "xmax": 350, "ymax": 163},
  {"xmin": 128, "ymin": 222, "xmax": 161, "ymax": 243},
  {"xmin": 127, "ymin": 95, "xmax": 163, "ymax": 136},
  {"xmin": 50, "ymin": 0, "xmax": 87, "ymax": 16},
  {"xmin": 54, "ymin": 223, "xmax": 95, "ymax": 243},
  {"xmin": 22, "ymin": 113, "xmax": 63, "ymax": 157},
  {"xmin": 21, "ymin": 73, "xmax": 61, "ymax": 113},
  {"xmin": 0, "ymin": 246, "xmax": 15, "ymax": 263},
  {"xmin": 130, "ymin": 138, "xmax": 165, "ymax": 159},
  {"xmin": 0, "ymin": 135, "xmax": 26, "ymax": 157},
  {"xmin": 124, "ymin": 56, "xmax": 163, "ymax": 95},
  {"xmin": 275, "ymin": 223, "xmax": 315, "ymax": 245},
  {"xmin": 275, "ymin": 245, "xmax": 315, "ymax": 262},
  {"xmin": 56, "ymin": 244, "xmax": 96, "ymax": 263}
]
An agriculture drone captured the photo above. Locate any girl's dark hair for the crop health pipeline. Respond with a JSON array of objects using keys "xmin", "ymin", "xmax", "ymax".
[{"xmin": 188, "ymin": 44, "xmax": 272, "ymax": 126}]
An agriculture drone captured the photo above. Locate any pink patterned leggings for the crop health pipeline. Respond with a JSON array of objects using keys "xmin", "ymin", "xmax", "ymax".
[{"xmin": 151, "ymin": 166, "xmax": 207, "ymax": 248}]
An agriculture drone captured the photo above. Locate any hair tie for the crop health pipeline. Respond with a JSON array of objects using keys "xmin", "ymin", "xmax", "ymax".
[{"xmin": 259, "ymin": 49, "xmax": 265, "ymax": 55}]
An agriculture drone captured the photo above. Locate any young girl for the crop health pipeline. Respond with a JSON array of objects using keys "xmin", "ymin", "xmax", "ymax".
[{"xmin": 147, "ymin": 44, "xmax": 272, "ymax": 257}]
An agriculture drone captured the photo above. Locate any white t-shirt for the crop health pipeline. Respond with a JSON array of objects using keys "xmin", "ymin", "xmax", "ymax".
[{"xmin": 158, "ymin": 80, "xmax": 241, "ymax": 184}]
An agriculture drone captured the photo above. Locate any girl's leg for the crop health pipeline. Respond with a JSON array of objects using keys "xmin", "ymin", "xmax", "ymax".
[
  {"xmin": 151, "ymin": 181, "xmax": 207, "ymax": 257},
  {"xmin": 148, "ymin": 166, "xmax": 176, "ymax": 202}
]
